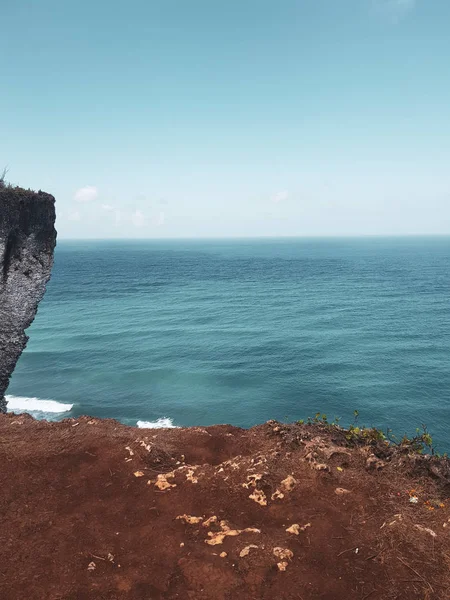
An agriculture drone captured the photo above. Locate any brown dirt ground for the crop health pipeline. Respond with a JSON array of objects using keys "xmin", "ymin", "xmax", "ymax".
[{"xmin": 0, "ymin": 413, "xmax": 449, "ymax": 600}]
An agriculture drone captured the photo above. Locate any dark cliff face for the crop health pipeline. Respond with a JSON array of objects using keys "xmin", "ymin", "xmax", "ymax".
[{"xmin": 0, "ymin": 186, "xmax": 56, "ymax": 412}]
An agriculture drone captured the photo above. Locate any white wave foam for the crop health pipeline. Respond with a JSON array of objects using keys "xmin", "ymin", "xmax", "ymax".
[
  {"xmin": 137, "ymin": 418, "xmax": 178, "ymax": 429},
  {"xmin": 6, "ymin": 395, "xmax": 74, "ymax": 414}
]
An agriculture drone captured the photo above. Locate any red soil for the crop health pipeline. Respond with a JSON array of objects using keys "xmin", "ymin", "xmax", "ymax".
[{"xmin": 0, "ymin": 413, "xmax": 449, "ymax": 599}]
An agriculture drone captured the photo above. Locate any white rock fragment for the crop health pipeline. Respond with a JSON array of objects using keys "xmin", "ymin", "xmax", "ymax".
[
  {"xmin": 176, "ymin": 515, "xmax": 203, "ymax": 525},
  {"xmin": 311, "ymin": 463, "xmax": 329, "ymax": 472},
  {"xmin": 150, "ymin": 472, "xmax": 177, "ymax": 490},
  {"xmin": 286, "ymin": 523, "xmax": 311, "ymax": 535},
  {"xmin": 273, "ymin": 547, "xmax": 293, "ymax": 561},
  {"xmin": 280, "ymin": 475, "xmax": 297, "ymax": 492},
  {"xmin": 185, "ymin": 468, "xmax": 198, "ymax": 483},
  {"xmin": 249, "ymin": 489, "xmax": 267, "ymax": 506},
  {"xmin": 205, "ymin": 521, "xmax": 261, "ymax": 546},
  {"xmin": 271, "ymin": 489, "xmax": 285, "ymax": 501},
  {"xmin": 239, "ymin": 544, "xmax": 259, "ymax": 558}
]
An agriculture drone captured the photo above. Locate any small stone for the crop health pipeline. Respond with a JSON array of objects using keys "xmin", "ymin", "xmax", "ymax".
[
  {"xmin": 311, "ymin": 463, "xmax": 329, "ymax": 472},
  {"xmin": 176, "ymin": 515, "xmax": 203, "ymax": 525},
  {"xmin": 239, "ymin": 544, "xmax": 258, "ymax": 558},
  {"xmin": 87, "ymin": 561, "xmax": 96, "ymax": 572},
  {"xmin": 273, "ymin": 547, "xmax": 293, "ymax": 561},
  {"xmin": 220, "ymin": 552, "xmax": 227, "ymax": 558},
  {"xmin": 203, "ymin": 516, "xmax": 218, "ymax": 528},
  {"xmin": 249, "ymin": 489, "xmax": 267, "ymax": 506},
  {"xmin": 244, "ymin": 474, "xmax": 263, "ymax": 488},
  {"xmin": 286, "ymin": 523, "xmax": 311, "ymax": 535},
  {"xmin": 277, "ymin": 561, "xmax": 288, "ymax": 571},
  {"xmin": 271, "ymin": 489, "xmax": 285, "ymax": 501},
  {"xmin": 335, "ymin": 488, "xmax": 351, "ymax": 495},
  {"xmin": 286, "ymin": 524, "xmax": 300, "ymax": 535},
  {"xmin": 206, "ymin": 533, "xmax": 226, "ymax": 546},
  {"xmin": 133, "ymin": 471, "xmax": 145, "ymax": 478},
  {"xmin": 280, "ymin": 475, "xmax": 297, "ymax": 492},
  {"xmin": 153, "ymin": 473, "xmax": 176, "ymax": 490}
]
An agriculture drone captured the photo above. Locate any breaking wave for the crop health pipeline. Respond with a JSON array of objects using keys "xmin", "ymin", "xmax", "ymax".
[
  {"xmin": 136, "ymin": 418, "xmax": 178, "ymax": 429},
  {"xmin": 6, "ymin": 395, "xmax": 74, "ymax": 414}
]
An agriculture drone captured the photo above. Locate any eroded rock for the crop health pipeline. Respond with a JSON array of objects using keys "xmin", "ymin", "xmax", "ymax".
[
  {"xmin": 273, "ymin": 547, "xmax": 293, "ymax": 561},
  {"xmin": 0, "ymin": 186, "xmax": 56, "ymax": 412},
  {"xmin": 286, "ymin": 523, "xmax": 311, "ymax": 535},
  {"xmin": 249, "ymin": 489, "xmax": 267, "ymax": 506}
]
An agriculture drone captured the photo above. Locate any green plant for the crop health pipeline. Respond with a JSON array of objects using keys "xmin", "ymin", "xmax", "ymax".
[
  {"xmin": 297, "ymin": 411, "xmax": 438, "ymax": 455},
  {"xmin": 298, "ymin": 412, "xmax": 342, "ymax": 429},
  {"xmin": 404, "ymin": 425, "xmax": 434, "ymax": 454}
]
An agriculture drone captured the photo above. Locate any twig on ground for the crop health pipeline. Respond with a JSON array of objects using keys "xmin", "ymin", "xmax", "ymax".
[
  {"xmin": 337, "ymin": 546, "xmax": 359, "ymax": 557},
  {"xmin": 398, "ymin": 557, "xmax": 433, "ymax": 592},
  {"xmin": 366, "ymin": 547, "xmax": 385, "ymax": 561}
]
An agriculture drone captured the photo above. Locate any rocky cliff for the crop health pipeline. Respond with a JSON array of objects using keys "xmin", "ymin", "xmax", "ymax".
[{"xmin": 0, "ymin": 185, "xmax": 56, "ymax": 412}]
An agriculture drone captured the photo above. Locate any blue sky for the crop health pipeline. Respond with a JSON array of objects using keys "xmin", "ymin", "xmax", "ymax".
[{"xmin": 1, "ymin": 0, "xmax": 450, "ymax": 238}]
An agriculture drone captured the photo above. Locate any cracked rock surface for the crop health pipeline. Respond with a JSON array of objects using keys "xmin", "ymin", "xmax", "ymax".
[{"xmin": 0, "ymin": 186, "xmax": 56, "ymax": 412}]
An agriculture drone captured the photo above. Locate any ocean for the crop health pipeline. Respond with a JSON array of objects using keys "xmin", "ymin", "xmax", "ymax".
[{"xmin": 6, "ymin": 237, "xmax": 450, "ymax": 450}]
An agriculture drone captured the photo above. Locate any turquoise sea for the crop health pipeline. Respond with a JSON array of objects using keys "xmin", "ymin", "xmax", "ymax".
[{"xmin": 6, "ymin": 237, "xmax": 450, "ymax": 450}]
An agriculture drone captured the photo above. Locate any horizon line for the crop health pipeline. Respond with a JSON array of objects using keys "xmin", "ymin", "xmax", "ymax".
[{"xmin": 57, "ymin": 233, "xmax": 450, "ymax": 242}]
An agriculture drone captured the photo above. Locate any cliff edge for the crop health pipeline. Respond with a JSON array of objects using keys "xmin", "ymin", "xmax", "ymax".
[
  {"xmin": 0, "ymin": 415, "xmax": 449, "ymax": 599},
  {"xmin": 0, "ymin": 185, "xmax": 56, "ymax": 412}
]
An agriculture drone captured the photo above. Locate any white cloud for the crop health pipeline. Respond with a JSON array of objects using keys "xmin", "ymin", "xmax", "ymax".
[
  {"xmin": 68, "ymin": 210, "xmax": 81, "ymax": 222},
  {"xmin": 74, "ymin": 185, "xmax": 98, "ymax": 203},
  {"xmin": 131, "ymin": 209, "xmax": 146, "ymax": 228},
  {"xmin": 272, "ymin": 190, "xmax": 289, "ymax": 204},
  {"xmin": 372, "ymin": 0, "xmax": 416, "ymax": 22}
]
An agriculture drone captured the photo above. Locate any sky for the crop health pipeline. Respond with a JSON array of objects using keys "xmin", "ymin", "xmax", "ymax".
[{"xmin": 1, "ymin": 0, "xmax": 450, "ymax": 238}]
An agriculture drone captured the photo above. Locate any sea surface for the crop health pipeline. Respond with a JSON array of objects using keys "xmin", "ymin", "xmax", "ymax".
[{"xmin": 6, "ymin": 237, "xmax": 450, "ymax": 450}]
